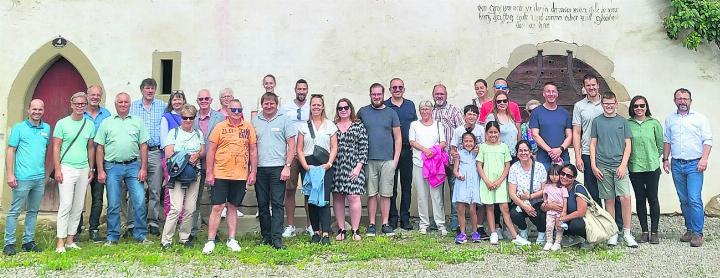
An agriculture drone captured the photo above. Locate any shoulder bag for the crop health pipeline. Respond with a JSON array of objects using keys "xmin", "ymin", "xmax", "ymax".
[
  {"xmin": 574, "ymin": 184, "xmax": 619, "ymax": 243},
  {"xmin": 50, "ymin": 119, "xmax": 87, "ymax": 179},
  {"xmin": 307, "ymin": 120, "xmax": 330, "ymax": 164}
]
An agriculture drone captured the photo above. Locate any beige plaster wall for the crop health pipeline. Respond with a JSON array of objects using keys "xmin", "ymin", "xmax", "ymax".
[{"xmin": 1, "ymin": 0, "xmax": 719, "ymax": 213}]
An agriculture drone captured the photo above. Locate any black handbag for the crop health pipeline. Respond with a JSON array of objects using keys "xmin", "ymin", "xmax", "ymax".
[
  {"xmin": 307, "ymin": 121, "xmax": 330, "ymax": 164},
  {"xmin": 50, "ymin": 119, "xmax": 87, "ymax": 179}
]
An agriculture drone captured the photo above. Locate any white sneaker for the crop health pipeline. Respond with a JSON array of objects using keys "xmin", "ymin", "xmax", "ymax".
[
  {"xmin": 607, "ymin": 234, "xmax": 618, "ymax": 246},
  {"xmin": 551, "ymin": 243, "xmax": 562, "ymax": 251},
  {"xmin": 512, "ymin": 236, "xmax": 531, "ymax": 246},
  {"xmin": 226, "ymin": 239, "xmax": 241, "ymax": 252},
  {"xmin": 440, "ymin": 229, "xmax": 448, "ymax": 236},
  {"xmin": 490, "ymin": 232, "xmax": 499, "ymax": 245},
  {"xmin": 236, "ymin": 209, "xmax": 244, "ymax": 217},
  {"xmin": 536, "ymin": 232, "xmax": 546, "ymax": 244},
  {"xmin": 624, "ymin": 233, "xmax": 638, "ymax": 248},
  {"xmin": 202, "ymin": 241, "xmax": 215, "ymax": 254},
  {"xmin": 221, "ymin": 207, "xmax": 227, "ymax": 218},
  {"xmin": 419, "ymin": 228, "xmax": 428, "ymax": 235},
  {"xmin": 65, "ymin": 243, "xmax": 81, "ymax": 250},
  {"xmin": 55, "ymin": 247, "xmax": 66, "ymax": 253},
  {"xmin": 519, "ymin": 229, "xmax": 528, "ymax": 240},
  {"xmin": 305, "ymin": 226, "xmax": 314, "ymax": 236},
  {"xmin": 543, "ymin": 241, "xmax": 553, "ymax": 251},
  {"xmin": 282, "ymin": 225, "xmax": 297, "ymax": 238}
]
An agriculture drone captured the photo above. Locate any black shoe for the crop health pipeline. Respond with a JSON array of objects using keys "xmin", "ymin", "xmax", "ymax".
[
  {"xmin": 148, "ymin": 226, "xmax": 161, "ymax": 236},
  {"xmin": 400, "ymin": 221, "xmax": 413, "ymax": 230},
  {"xmin": 366, "ymin": 224, "xmax": 377, "ymax": 237},
  {"xmin": 90, "ymin": 230, "xmax": 103, "ymax": 243},
  {"xmin": 183, "ymin": 240, "xmax": 194, "ymax": 248},
  {"xmin": 272, "ymin": 240, "xmax": 287, "ymax": 250},
  {"xmin": 187, "ymin": 234, "xmax": 195, "ymax": 244},
  {"xmin": 122, "ymin": 228, "xmax": 134, "ymax": 239},
  {"xmin": 161, "ymin": 243, "xmax": 172, "ymax": 250},
  {"xmin": 311, "ymin": 234, "xmax": 321, "ymax": 243},
  {"xmin": 21, "ymin": 241, "xmax": 42, "ymax": 252},
  {"xmin": 477, "ymin": 227, "xmax": 490, "ymax": 240},
  {"xmin": 3, "ymin": 244, "xmax": 16, "ymax": 256},
  {"xmin": 321, "ymin": 236, "xmax": 330, "ymax": 245},
  {"xmin": 381, "ymin": 224, "xmax": 395, "ymax": 236}
]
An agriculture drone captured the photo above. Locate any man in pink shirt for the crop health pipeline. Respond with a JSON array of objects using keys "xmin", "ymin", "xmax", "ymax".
[{"xmin": 479, "ymin": 78, "xmax": 522, "ymax": 125}]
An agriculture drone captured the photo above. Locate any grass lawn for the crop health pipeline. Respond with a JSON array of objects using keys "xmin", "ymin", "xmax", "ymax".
[{"xmin": 0, "ymin": 223, "xmax": 624, "ymax": 275}]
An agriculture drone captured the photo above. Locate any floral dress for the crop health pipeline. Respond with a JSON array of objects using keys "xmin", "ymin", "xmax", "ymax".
[{"xmin": 332, "ymin": 121, "xmax": 368, "ymax": 195}]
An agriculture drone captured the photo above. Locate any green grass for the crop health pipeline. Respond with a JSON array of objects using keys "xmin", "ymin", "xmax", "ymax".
[{"xmin": 0, "ymin": 225, "xmax": 628, "ymax": 273}]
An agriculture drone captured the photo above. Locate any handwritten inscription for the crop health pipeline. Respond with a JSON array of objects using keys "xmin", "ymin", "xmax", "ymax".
[{"xmin": 477, "ymin": 2, "xmax": 619, "ymax": 30}]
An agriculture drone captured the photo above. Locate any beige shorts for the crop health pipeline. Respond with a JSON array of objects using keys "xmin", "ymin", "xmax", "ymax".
[
  {"xmin": 285, "ymin": 157, "xmax": 301, "ymax": 190},
  {"xmin": 365, "ymin": 160, "xmax": 396, "ymax": 197},
  {"xmin": 598, "ymin": 166, "xmax": 632, "ymax": 199}
]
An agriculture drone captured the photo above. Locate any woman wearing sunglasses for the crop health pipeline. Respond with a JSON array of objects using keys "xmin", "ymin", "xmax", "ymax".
[
  {"xmin": 544, "ymin": 164, "xmax": 591, "ymax": 247},
  {"xmin": 627, "ymin": 96, "xmax": 663, "ymax": 244},
  {"xmin": 485, "ymin": 92, "xmax": 519, "ymax": 159}
]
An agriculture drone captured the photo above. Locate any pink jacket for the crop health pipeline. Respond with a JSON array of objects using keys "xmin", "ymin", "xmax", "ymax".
[{"xmin": 422, "ymin": 145, "xmax": 449, "ymax": 188}]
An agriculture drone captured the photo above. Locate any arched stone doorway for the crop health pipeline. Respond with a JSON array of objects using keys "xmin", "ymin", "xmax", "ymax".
[{"xmin": 2, "ymin": 39, "xmax": 103, "ymax": 212}]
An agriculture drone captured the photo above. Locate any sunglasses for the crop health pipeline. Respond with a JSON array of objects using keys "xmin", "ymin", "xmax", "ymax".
[
  {"xmin": 632, "ymin": 104, "xmax": 646, "ymax": 109},
  {"xmin": 496, "ymin": 99, "xmax": 508, "ymax": 104},
  {"xmin": 560, "ymin": 172, "xmax": 575, "ymax": 178},
  {"xmin": 197, "ymin": 97, "xmax": 211, "ymax": 101},
  {"xmin": 230, "ymin": 108, "xmax": 243, "ymax": 113},
  {"xmin": 337, "ymin": 106, "xmax": 351, "ymax": 111},
  {"xmin": 391, "ymin": 85, "xmax": 404, "ymax": 91},
  {"xmin": 171, "ymin": 90, "xmax": 185, "ymax": 95},
  {"xmin": 495, "ymin": 85, "xmax": 509, "ymax": 90},
  {"xmin": 182, "ymin": 116, "xmax": 196, "ymax": 121},
  {"xmin": 72, "ymin": 102, "xmax": 88, "ymax": 107}
]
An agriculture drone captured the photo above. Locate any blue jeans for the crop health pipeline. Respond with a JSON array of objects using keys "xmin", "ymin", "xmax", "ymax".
[
  {"xmin": 4, "ymin": 179, "xmax": 45, "ymax": 246},
  {"xmin": 105, "ymin": 160, "xmax": 148, "ymax": 242},
  {"xmin": 671, "ymin": 159, "xmax": 704, "ymax": 234}
]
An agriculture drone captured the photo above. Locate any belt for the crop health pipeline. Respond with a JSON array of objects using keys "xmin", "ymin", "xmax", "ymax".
[
  {"xmin": 148, "ymin": 146, "xmax": 161, "ymax": 151},
  {"xmin": 672, "ymin": 158, "xmax": 700, "ymax": 163},
  {"xmin": 107, "ymin": 158, "xmax": 138, "ymax": 164}
]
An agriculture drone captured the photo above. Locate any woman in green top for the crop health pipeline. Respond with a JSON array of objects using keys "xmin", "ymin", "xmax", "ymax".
[{"xmin": 627, "ymin": 96, "xmax": 663, "ymax": 244}]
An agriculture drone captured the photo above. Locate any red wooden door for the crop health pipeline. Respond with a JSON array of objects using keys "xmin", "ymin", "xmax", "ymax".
[{"xmin": 31, "ymin": 57, "xmax": 87, "ymax": 212}]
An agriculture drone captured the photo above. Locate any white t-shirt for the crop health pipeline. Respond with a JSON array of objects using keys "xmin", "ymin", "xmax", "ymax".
[
  {"xmin": 507, "ymin": 161, "xmax": 547, "ymax": 204},
  {"xmin": 408, "ymin": 120, "xmax": 446, "ymax": 167},
  {"xmin": 299, "ymin": 118, "xmax": 338, "ymax": 156},
  {"xmin": 279, "ymin": 99, "xmax": 311, "ymax": 141}
]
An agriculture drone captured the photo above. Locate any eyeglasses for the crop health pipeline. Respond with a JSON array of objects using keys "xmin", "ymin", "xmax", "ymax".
[
  {"xmin": 391, "ymin": 85, "xmax": 404, "ymax": 91},
  {"xmin": 181, "ymin": 116, "xmax": 196, "ymax": 121},
  {"xmin": 337, "ymin": 106, "xmax": 350, "ymax": 111},
  {"xmin": 72, "ymin": 102, "xmax": 87, "ymax": 107},
  {"xmin": 197, "ymin": 97, "xmax": 211, "ymax": 101},
  {"xmin": 560, "ymin": 172, "xmax": 575, "ymax": 178},
  {"xmin": 220, "ymin": 95, "xmax": 234, "ymax": 99},
  {"xmin": 230, "ymin": 108, "xmax": 243, "ymax": 113},
  {"xmin": 632, "ymin": 104, "xmax": 646, "ymax": 109},
  {"xmin": 495, "ymin": 85, "xmax": 509, "ymax": 90},
  {"xmin": 171, "ymin": 90, "xmax": 185, "ymax": 95},
  {"xmin": 496, "ymin": 99, "xmax": 508, "ymax": 104},
  {"xmin": 601, "ymin": 102, "xmax": 616, "ymax": 106}
]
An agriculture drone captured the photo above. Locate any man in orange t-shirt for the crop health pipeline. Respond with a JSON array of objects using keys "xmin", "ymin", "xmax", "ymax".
[{"xmin": 202, "ymin": 99, "xmax": 257, "ymax": 254}]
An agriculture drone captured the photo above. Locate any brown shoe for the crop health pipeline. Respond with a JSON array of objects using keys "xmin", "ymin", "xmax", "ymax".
[
  {"xmin": 649, "ymin": 232, "xmax": 659, "ymax": 244},
  {"xmin": 638, "ymin": 232, "xmax": 649, "ymax": 243},
  {"xmin": 680, "ymin": 231, "xmax": 692, "ymax": 242},
  {"xmin": 690, "ymin": 234, "xmax": 704, "ymax": 247}
]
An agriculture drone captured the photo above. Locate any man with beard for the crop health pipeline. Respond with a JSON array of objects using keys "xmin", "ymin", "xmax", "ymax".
[
  {"xmin": 431, "ymin": 84, "xmax": 463, "ymax": 233},
  {"xmin": 279, "ymin": 79, "xmax": 312, "ymax": 237},
  {"xmin": 663, "ymin": 88, "xmax": 712, "ymax": 247},
  {"xmin": 384, "ymin": 78, "xmax": 417, "ymax": 230},
  {"xmin": 358, "ymin": 83, "xmax": 401, "ymax": 236},
  {"xmin": 573, "ymin": 74, "xmax": 604, "ymax": 202}
]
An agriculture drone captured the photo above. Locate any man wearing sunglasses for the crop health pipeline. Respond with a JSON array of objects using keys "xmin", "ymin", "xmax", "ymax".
[
  {"xmin": 189, "ymin": 89, "xmax": 226, "ymax": 243},
  {"xmin": 479, "ymin": 78, "xmax": 522, "ymax": 126},
  {"xmin": 384, "ymin": 78, "xmax": 417, "ymax": 230},
  {"xmin": 129, "ymin": 78, "xmax": 167, "ymax": 237},
  {"xmin": 279, "ymin": 79, "xmax": 311, "ymax": 238}
]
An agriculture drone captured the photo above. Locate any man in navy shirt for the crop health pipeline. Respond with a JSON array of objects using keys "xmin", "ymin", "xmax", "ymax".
[
  {"xmin": 384, "ymin": 78, "xmax": 417, "ymax": 230},
  {"xmin": 529, "ymin": 82, "xmax": 572, "ymax": 170}
]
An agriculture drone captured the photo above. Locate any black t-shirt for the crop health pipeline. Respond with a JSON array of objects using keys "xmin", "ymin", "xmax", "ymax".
[{"xmin": 567, "ymin": 181, "xmax": 589, "ymax": 214}]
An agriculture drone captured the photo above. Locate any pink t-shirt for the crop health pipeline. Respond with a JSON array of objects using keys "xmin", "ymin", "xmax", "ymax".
[
  {"xmin": 544, "ymin": 183, "xmax": 569, "ymax": 216},
  {"xmin": 479, "ymin": 100, "xmax": 522, "ymax": 124}
]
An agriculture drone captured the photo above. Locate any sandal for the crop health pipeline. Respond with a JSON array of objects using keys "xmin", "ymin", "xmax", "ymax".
[
  {"xmin": 351, "ymin": 229, "xmax": 362, "ymax": 241},
  {"xmin": 335, "ymin": 229, "xmax": 346, "ymax": 241}
]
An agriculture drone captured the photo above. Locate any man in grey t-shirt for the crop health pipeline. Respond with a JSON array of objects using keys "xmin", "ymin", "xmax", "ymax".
[
  {"xmin": 357, "ymin": 83, "xmax": 401, "ymax": 237},
  {"xmin": 590, "ymin": 91, "xmax": 637, "ymax": 248}
]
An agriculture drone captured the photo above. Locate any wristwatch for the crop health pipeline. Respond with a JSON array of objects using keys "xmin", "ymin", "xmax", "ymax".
[{"xmin": 284, "ymin": 163, "xmax": 292, "ymax": 167}]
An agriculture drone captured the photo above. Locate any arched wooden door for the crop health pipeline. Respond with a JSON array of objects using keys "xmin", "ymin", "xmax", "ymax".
[
  {"xmin": 32, "ymin": 57, "xmax": 87, "ymax": 212},
  {"xmin": 506, "ymin": 50, "xmax": 611, "ymax": 121}
]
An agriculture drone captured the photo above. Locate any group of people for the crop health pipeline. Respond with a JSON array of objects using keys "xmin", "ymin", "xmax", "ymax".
[{"xmin": 2, "ymin": 74, "xmax": 711, "ymax": 257}]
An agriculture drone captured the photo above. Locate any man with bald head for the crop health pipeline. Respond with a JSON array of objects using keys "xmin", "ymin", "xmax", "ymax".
[
  {"xmin": 95, "ymin": 93, "xmax": 151, "ymax": 245},
  {"xmin": 4, "ymin": 99, "xmax": 50, "ymax": 256},
  {"xmin": 189, "ymin": 89, "xmax": 226, "ymax": 242}
]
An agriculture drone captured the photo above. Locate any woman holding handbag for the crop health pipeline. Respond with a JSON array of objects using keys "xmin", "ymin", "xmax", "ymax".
[
  {"xmin": 297, "ymin": 94, "xmax": 338, "ymax": 245},
  {"xmin": 409, "ymin": 100, "xmax": 448, "ymax": 236},
  {"xmin": 53, "ymin": 92, "xmax": 95, "ymax": 253}
]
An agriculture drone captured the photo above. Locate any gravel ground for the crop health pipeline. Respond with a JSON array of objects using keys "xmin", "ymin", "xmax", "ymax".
[{"xmin": 2, "ymin": 215, "xmax": 718, "ymax": 277}]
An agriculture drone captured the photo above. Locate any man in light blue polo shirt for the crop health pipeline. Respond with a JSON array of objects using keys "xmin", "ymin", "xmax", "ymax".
[
  {"xmin": 3, "ymin": 99, "xmax": 50, "ymax": 256},
  {"xmin": 129, "ymin": 78, "xmax": 167, "ymax": 236},
  {"xmin": 253, "ymin": 92, "xmax": 296, "ymax": 249}
]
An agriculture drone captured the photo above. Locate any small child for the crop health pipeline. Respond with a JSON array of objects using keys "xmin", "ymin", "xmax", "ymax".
[
  {"xmin": 543, "ymin": 164, "xmax": 568, "ymax": 251},
  {"xmin": 453, "ymin": 132, "xmax": 482, "ymax": 244}
]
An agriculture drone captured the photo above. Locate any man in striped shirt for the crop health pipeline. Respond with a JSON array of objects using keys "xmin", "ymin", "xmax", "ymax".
[{"xmin": 431, "ymin": 84, "xmax": 463, "ymax": 232}]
